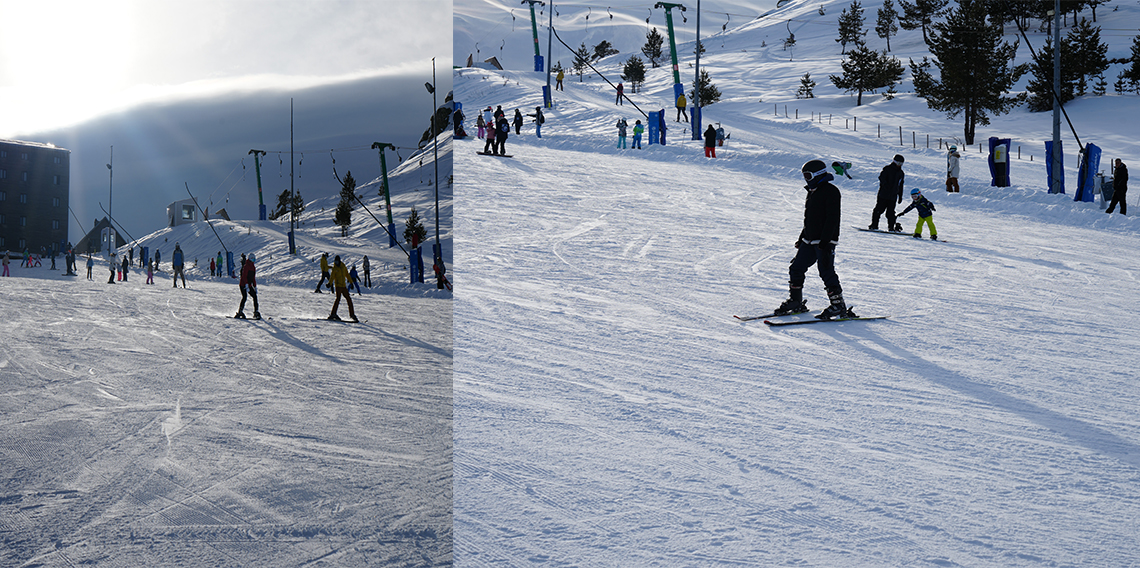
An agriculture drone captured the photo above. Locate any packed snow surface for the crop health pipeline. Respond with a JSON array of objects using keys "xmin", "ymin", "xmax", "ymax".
[
  {"xmin": 1, "ymin": 138, "xmax": 453, "ymax": 566},
  {"xmin": 453, "ymin": 0, "xmax": 1140, "ymax": 564}
]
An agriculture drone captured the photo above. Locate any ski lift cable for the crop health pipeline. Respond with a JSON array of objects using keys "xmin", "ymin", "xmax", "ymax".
[{"xmin": 550, "ymin": 25, "xmax": 649, "ymax": 119}]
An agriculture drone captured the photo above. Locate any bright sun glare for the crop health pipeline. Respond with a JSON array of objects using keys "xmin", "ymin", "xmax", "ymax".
[{"xmin": 1, "ymin": 1, "xmax": 136, "ymax": 135}]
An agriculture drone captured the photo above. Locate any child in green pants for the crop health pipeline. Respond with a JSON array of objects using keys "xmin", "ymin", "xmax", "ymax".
[{"xmin": 899, "ymin": 188, "xmax": 938, "ymax": 240}]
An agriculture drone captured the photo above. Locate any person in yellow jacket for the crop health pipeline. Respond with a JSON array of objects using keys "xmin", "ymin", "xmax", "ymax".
[
  {"xmin": 314, "ymin": 252, "xmax": 331, "ymax": 293},
  {"xmin": 556, "ymin": 69, "xmax": 565, "ymax": 91},
  {"xmin": 328, "ymin": 255, "xmax": 358, "ymax": 322},
  {"xmin": 676, "ymin": 93, "xmax": 688, "ymax": 122}
]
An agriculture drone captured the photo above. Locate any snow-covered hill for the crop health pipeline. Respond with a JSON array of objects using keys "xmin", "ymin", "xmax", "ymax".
[
  {"xmin": 452, "ymin": 0, "xmax": 1140, "ymax": 565},
  {"xmin": 1, "ymin": 135, "xmax": 453, "ymax": 567}
]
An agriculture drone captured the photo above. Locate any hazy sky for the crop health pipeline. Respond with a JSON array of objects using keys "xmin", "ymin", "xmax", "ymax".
[{"xmin": 0, "ymin": 0, "xmax": 452, "ymax": 240}]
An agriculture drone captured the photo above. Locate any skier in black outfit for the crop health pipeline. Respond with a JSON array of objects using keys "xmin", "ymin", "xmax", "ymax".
[
  {"xmin": 870, "ymin": 154, "xmax": 906, "ymax": 231},
  {"xmin": 1106, "ymin": 158, "xmax": 1128, "ymax": 215},
  {"xmin": 513, "ymin": 109, "xmax": 524, "ymax": 135},
  {"xmin": 774, "ymin": 159, "xmax": 852, "ymax": 320}
]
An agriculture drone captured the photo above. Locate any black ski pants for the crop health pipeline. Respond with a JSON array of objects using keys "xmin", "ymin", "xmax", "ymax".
[
  {"xmin": 239, "ymin": 285, "xmax": 258, "ymax": 314},
  {"xmin": 789, "ymin": 243, "xmax": 841, "ymax": 292},
  {"xmin": 1107, "ymin": 188, "xmax": 1127, "ymax": 215},
  {"xmin": 871, "ymin": 196, "xmax": 899, "ymax": 230}
]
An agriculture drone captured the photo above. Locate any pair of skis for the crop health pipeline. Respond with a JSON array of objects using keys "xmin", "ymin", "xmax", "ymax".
[{"xmin": 733, "ymin": 308, "xmax": 887, "ymax": 327}]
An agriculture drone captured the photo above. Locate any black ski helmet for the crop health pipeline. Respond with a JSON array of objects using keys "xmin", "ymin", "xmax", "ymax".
[
  {"xmin": 802, "ymin": 159, "xmax": 829, "ymax": 181},
  {"xmin": 893, "ymin": 154, "xmax": 905, "ymax": 164}
]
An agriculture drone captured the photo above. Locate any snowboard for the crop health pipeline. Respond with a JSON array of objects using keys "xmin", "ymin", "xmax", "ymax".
[
  {"xmin": 476, "ymin": 152, "xmax": 513, "ymax": 158},
  {"xmin": 856, "ymin": 226, "xmax": 945, "ymax": 241}
]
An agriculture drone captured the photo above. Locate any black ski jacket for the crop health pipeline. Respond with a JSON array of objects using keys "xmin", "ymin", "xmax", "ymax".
[
  {"xmin": 878, "ymin": 162, "xmax": 905, "ymax": 203},
  {"xmin": 799, "ymin": 180, "xmax": 842, "ymax": 246}
]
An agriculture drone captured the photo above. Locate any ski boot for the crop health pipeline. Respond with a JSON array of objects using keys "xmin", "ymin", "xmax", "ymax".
[
  {"xmin": 867, "ymin": 224, "xmax": 879, "ymax": 231},
  {"xmin": 328, "ymin": 313, "xmax": 342, "ymax": 321},
  {"xmin": 252, "ymin": 311, "xmax": 261, "ymax": 320},
  {"xmin": 930, "ymin": 234, "xmax": 938, "ymax": 241},
  {"xmin": 774, "ymin": 284, "xmax": 809, "ymax": 316},
  {"xmin": 912, "ymin": 233, "xmax": 922, "ymax": 239},
  {"xmin": 235, "ymin": 312, "xmax": 247, "ymax": 319},
  {"xmin": 816, "ymin": 287, "xmax": 851, "ymax": 320},
  {"xmin": 891, "ymin": 223, "xmax": 903, "ymax": 232}
]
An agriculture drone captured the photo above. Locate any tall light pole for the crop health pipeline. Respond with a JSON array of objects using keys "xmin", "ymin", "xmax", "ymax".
[
  {"xmin": 1050, "ymin": 0, "xmax": 1062, "ymax": 194},
  {"xmin": 425, "ymin": 58, "xmax": 445, "ymax": 289},
  {"xmin": 106, "ymin": 146, "xmax": 113, "ymax": 254}
]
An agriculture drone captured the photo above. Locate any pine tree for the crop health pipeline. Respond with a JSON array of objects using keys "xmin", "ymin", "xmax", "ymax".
[
  {"xmin": 573, "ymin": 43, "xmax": 591, "ymax": 80},
  {"xmin": 623, "ymin": 56, "xmax": 647, "ymax": 93},
  {"xmin": 829, "ymin": 45, "xmax": 903, "ymax": 105},
  {"xmin": 270, "ymin": 189, "xmax": 304, "ymax": 221},
  {"xmin": 910, "ymin": 0, "xmax": 1027, "ymax": 144},
  {"xmin": 592, "ymin": 40, "xmax": 619, "ymax": 61},
  {"xmin": 1025, "ymin": 37, "xmax": 1082, "ymax": 112},
  {"xmin": 404, "ymin": 206, "xmax": 428, "ymax": 247},
  {"xmin": 876, "ymin": 0, "xmax": 899, "ymax": 52},
  {"xmin": 689, "ymin": 69, "xmax": 722, "ymax": 106},
  {"xmin": 1125, "ymin": 33, "xmax": 1140, "ymax": 92},
  {"xmin": 334, "ymin": 171, "xmax": 355, "ymax": 237},
  {"xmin": 642, "ymin": 28, "xmax": 665, "ymax": 68},
  {"xmin": 898, "ymin": 0, "xmax": 948, "ymax": 44},
  {"xmin": 1093, "ymin": 74, "xmax": 1107, "ymax": 96},
  {"xmin": 1067, "ymin": 18, "xmax": 1108, "ymax": 97},
  {"xmin": 836, "ymin": 0, "xmax": 867, "ymax": 54},
  {"xmin": 796, "ymin": 72, "xmax": 817, "ymax": 99}
]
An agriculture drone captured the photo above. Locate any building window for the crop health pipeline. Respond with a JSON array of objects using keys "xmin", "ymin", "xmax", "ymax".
[
  {"xmin": 0, "ymin": 237, "xmax": 4, "ymax": 247},
  {"xmin": 19, "ymin": 193, "xmax": 27, "ymax": 203},
  {"xmin": 53, "ymin": 197, "xmax": 60, "ymax": 207},
  {"xmin": 21, "ymin": 172, "xmax": 28, "ymax": 182},
  {"xmin": 54, "ymin": 156, "xmax": 61, "ymax": 164},
  {"xmin": 54, "ymin": 175, "xmax": 60, "ymax": 185},
  {"xmin": 0, "ymin": 214, "xmax": 5, "ymax": 224},
  {"xmin": 20, "ymin": 153, "xmax": 28, "ymax": 161},
  {"xmin": 20, "ymin": 216, "xmax": 27, "ymax": 227},
  {"xmin": 0, "ymin": 169, "xmax": 6, "ymax": 179},
  {"xmin": 0, "ymin": 191, "xmax": 5, "ymax": 201},
  {"xmin": 52, "ymin": 220, "xmax": 60, "ymax": 230},
  {"xmin": 18, "ymin": 239, "xmax": 25, "ymax": 249},
  {"xmin": 0, "ymin": 150, "xmax": 6, "ymax": 158}
]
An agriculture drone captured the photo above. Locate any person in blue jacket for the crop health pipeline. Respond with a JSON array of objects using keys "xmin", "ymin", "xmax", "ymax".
[
  {"xmin": 171, "ymin": 243, "xmax": 186, "ymax": 287},
  {"xmin": 898, "ymin": 188, "xmax": 938, "ymax": 240}
]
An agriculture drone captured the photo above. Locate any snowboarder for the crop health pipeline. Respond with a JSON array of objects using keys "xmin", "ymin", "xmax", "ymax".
[
  {"xmin": 146, "ymin": 259, "xmax": 154, "ymax": 284},
  {"xmin": 328, "ymin": 255, "xmax": 358, "ymax": 322},
  {"xmin": 773, "ymin": 159, "xmax": 851, "ymax": 320},
  {"xmin": 154, "ymin": 249, "xmax": 161, "ymax": 271},
  {"xmin": 209, "ymin": 256, "xmax": 216, "ymax": 277},
  {"xmin": 676, "ymin": 93, "xmax": 688, "ymax": 122},
  {"xmin": 513, "ymin": 109, "xmax": 524, "ymax": 135},
  {"xmin": 107, "ymin": 252, "xmax": 117, "ymax": 284},
  {"xmin": 704, "ymin": 124, "xmax": 717, "ymax": 158},
  {"xmin": 362, "ymin": 255, "xmax": 372, "ymax": 287},
  {"xmin": 632, "ymin": 120, "xmax": 644, "ymax": 149},
  {"xmin": 2, "ymin": 250, "xmax": 8, "ymax": 277},
  {"xmin": 870, "ymin": 154, "xmax": 906, "ymax": 232},
  {"xmin": 495, "ymin": 116, "xmax": 510, "ymax": 155},
  {"xmin": 217, "ymin": 252, "xmax": 224, "ymax": 278},
  {"xmin": 235, "ymin": 253, "xmax": 260, "ymax": 319},
  {"xmin": 946, "ymin": 145, "xmax": 961, "ymax": 192},
  {"xmin": 556, "ymin": 69, "xmax": 565, "ymax": 90},
  {"xmin": 172, "ymin": 243, "xmax": 186, "ymax": 287},
  {"xmin": 616, "ymin": 118, "xmax": 628, "ymax": 149},
  {"xmin": 121, "ymin": 254, "xmax": 129, "ymax": 282},
  {"xmin": 315, "ymin": 252, "xmax": 331, "ymax": 292},
  {"xmin": 476, "ymin": 113, "xmax": 486, "ymax": 139},
  {"xmin": 528, "ymin": 107, "xmax": 545, "ymax": 139},
  {"xmin": 831, "ymin": 161, "xmax": 852, "ymax": 179},
  {"xmin": 86, "ymin": 254, "xmax": 93, "ymax": 280},
  {"xmin": 616, "ymin": 82, "xmax": 624, "ymax": 105},
  {"xmin": 898, "ymin": 188, "xmax": 938, "ymax": 240},
  {"xmin": 1107, "ymin": 158, "xmax": 1128, "ymax": 215},
  {"xmin": 452, "ymin": 106, "xmax": 465, "ymax": 137},
  {"xmin": 483, "ymin": 123, "xmax": 497, "ymax": 155}
]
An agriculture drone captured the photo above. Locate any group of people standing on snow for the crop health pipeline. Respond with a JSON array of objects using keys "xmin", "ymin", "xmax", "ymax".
[
  {"xmin": 312, "ymin": 251, "xmax": 369, "ymax": 322},
  {"xmin": 476, "ymin": 105, "xmax": 545, "ymax": 156}
]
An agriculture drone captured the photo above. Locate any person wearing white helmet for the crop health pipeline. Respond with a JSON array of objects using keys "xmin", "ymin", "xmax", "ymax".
[{"xmin": 946, "ymin": 145, "xmax": 961, "ymax": 193}]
